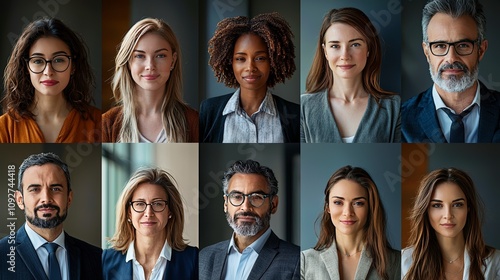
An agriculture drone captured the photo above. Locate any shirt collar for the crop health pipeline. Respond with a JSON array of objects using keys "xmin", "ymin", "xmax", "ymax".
[
  {"xmin": 24, "ymin": 223, "xmax": 65, "ymax": 250},
  {"xmin": 222, "ymin": 89, "xmax": 277, "ymax": 117},
  {"xmin": 125, "ymin": 239, "xmax": 172, "ymax": 263},
  {"xmin": 227, "ymin": 227, "xmax": 272, "ymax": 254},
  {"xmin": 432, "ymin": 83, "xmax": 481, "ymax": 113}
]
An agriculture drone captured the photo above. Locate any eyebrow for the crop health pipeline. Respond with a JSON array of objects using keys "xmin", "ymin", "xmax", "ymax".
[
  {"xmin": 133, "ymin": 197, "xmax": 167, "ymax": 201},
  {"xmin": 332, "ymin": 196, "xmax": 367, "ymax": 200},
  {"xmin": 327, "ymin": 38, "xmax": 364, "ymax": 44},
  {"xmin": 133, "ymin": 48, "xmax": 170, "ymax": 53},
  {"xmin": 430, "ymin": 198, "xmax": 465, "ymax": 203},
  {"xmin": 234, "ymin": 50, "xmax": 267, "ymax": 55},
  {"xmin": 27, "ymin": 183, "xmax": 64, "ymax": 188},
  {"xmin": 30, "ymin": 51, "xmax": 70, "ymax": 57}
]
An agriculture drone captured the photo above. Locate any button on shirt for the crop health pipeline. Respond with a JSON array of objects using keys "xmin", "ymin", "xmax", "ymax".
[
  {"xmin": 222, "ymin": 89, "xmax": 284, "ymax": 143},
  {"xmin": 125, "ymin": 239, "xmax": 172, "ymax": 280},
  {"xmin": 24, "ymin": 223, "xmax": 69, "ymax": 280},
  {"xmin": 224, "ymin": 227, "xmax": 272, "ymax": 280},
  {"xmin": 433, "ymin": 84, "xmax": 481, "ymax": 143}
]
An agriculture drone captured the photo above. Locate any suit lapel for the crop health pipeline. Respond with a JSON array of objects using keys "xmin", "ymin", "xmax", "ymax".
[
  {"xmin": 320, "ymin": 244, "xmax": 340, "ymax": 280},
  {"xmin": 212, "ymin": 241, "xmax": 229, "ymax": 280},
  {"xmin": 16, "ymin": 226, "xmax": 49, "ymax": 280},
  {"xmin": 477, "ymin": 82, "xmax": 499, "ymax": 142},
  {"xmin": 247, "ymin": 232, "xmax": 279, "ymax": 280},
  {"xmin": 353, "ymin": 247, "xmax": 372, "ymax": 280},
  {"xmin": 65, "ymin": 233, "xmax": 81, "ymax": 280},
  {"xmin": 418, "ymin": 89, "xmax": 447, "ymax": 142}
]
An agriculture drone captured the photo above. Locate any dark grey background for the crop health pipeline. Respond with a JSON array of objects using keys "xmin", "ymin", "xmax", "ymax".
[
  {"xmin": 300, "ymin": 143, "xmax": 401, "ymax": 251},
  {"xmin": 300, "ymin": 0, "xmax": 401, "ymax": 95}
]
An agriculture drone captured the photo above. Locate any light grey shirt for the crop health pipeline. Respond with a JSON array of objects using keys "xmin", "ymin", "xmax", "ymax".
[{"xmin": 222, "ymin": 89, "xmax": 284, "ymax": 143}]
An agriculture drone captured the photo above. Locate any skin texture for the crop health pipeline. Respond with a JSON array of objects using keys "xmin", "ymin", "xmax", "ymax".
[{"xmin": 428, "ymin": 182, "xmax": 467, "ymax": 240}]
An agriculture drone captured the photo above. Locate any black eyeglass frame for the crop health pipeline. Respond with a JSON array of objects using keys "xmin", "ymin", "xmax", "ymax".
[
  {"xmin": 25, "ymin": 55, "xmax": 73, "ymax": 74},
  {"xmin": 427, "ymin": 39, "xmax": 480, "ymax": 56},
  {"xmin": 129, "ymin": 200, "xmax": 168, "ymax": 213},
  {"xmin": 224, "ymin": 191, "xmax": 273, "ymax": 208}
]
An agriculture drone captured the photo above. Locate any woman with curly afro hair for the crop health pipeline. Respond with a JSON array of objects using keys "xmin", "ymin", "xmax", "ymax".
[{"xmin": 200, "ymin": 12, "xmax": 299, "ymax": 143}]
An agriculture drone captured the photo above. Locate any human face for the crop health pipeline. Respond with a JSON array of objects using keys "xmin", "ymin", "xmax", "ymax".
[
  {"xmin": 323, "ymin": 23, "xmax": 369, "ymax": 80},
  {"xmin": 224, "ymin": 173, "xmax": 277, "ymax": 237},
  {"xmin": 423, "ymin": 13, "xmax": 487, "ymax": 93},
  {"xmin": 428, "ymin": 182, "xmax": 467, "ymax": 239},
  {"xmin": 232, "ymin": 33, "xmax": 271, "ymax": 94},
  {"xmin": 328, "ymin": 179, "xmax": 368, "ymax": 237},
  {"xmin": 28, "ymin": 37, "xmax": 73, "ymax": 98},
  {"xmin": 129, "ymin": 183, "xmax": 170, "ymax": 239},
  {"xmin": 129, "ymin": 32, "xmax": 177, "ymax": 94},
  {"xmin": 16, "ymin": 164, "xmax": 72, "ymax": 230}
]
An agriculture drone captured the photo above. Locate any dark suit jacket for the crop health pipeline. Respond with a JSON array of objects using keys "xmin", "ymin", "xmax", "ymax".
[
  {"xmin": 102, "ymin": 245, "xmax": 198, "ymax": 280},
  {"xmin": 199, "ymin": 231, "xmax": 299, "ymax": 280},
  {"xmin": 199, "ymin": 93, "xmax": 300, "ymax": 143},
  {"xmin": 0, "ymin": 224, "xmax": 103, "ymax": 280},
  {"xmin": 402, "ymin": 81, "xmax": 500, "ymax": 143}
]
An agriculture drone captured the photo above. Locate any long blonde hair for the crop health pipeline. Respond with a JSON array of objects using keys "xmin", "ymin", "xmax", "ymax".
[
  {"xmin": 111, "ymin": 18, "xmax": 188, "ymax": 142},
  {"xmin": 109, "ymin": 167, "xmax": 188, "ymax": 252}
]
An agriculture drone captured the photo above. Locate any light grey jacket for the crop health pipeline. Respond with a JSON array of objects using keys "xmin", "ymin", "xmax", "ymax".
[
  {"xmin": 300, "ymin": 90, "xmax": 401, "ymax": 143},
  {"xmin": 301, "ymin": 241, "xmax": 401, "ymax": 280}
]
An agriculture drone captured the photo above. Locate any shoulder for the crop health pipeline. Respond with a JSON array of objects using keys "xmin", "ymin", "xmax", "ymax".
[
  {"xmin": 276, "ymin": 238, "xmax": 300, "ymax": 252},
  {"xmin": 174, "ymin": 245, "xmax": 199, "ymax": 258},
  {"xmin": 402, "ymin": 88, "xmax": 432, "ymax": 112},
  {"xmin": 66, "ymin": 233, "xmax": 102, "ymax": 256},
  {"xmin": 200, "ymin": 93, "xmax": 233, "ymax": 108},
  {"xmin": 200, "ymin": 240, "xmax": 228, "ymax": 255},
  {"xmin": 103, "ymin": 248, "xmax": 124, "ymax": 261},
  {"xmin": 102, "ymin": 106, "xmax": 123, "ymax": 120},
  {"xmin": 301, "ymin": 91, "xmax": 326, "ymax": 104},
  {"xmin": 301, "ymin": 248, "xmax": 323, "ymax": 260},
  {"xmin": 386, "ymin": 247, "xmax": 402, "ymax": 265},
  {"xmin": 184, "ymin": 106, "xmax": 199, "ymax": 118},
  {"xmin": 379, "ymin": 94, "xmax": 401, "ymax": 106}
]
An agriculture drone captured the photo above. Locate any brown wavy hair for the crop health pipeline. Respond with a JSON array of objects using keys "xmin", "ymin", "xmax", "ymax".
[
  {"xmin": 208, "ymin": 12, "xmax": 295, "ymax": 88},
  {"xmin": 109, "ymin": 167, "xmax": 188, "ymax": 252},
  {"xmin": 314, "ymin": 165, "xmax": 392, "ymax": 279},
  {"xmin": 305, "ymin": 7, "xmax": 395, "ymax": 102},
  {"xmin": 404, "ymin": 168, "xmax": 494, "ymax": 280},
  {"xmin": 2, "ymin": 17, "xmax": 95, "ymax": 119}
]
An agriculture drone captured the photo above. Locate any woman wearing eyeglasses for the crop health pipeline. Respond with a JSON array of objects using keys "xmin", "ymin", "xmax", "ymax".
[
  {"xmin": 301, "ymin": 166, "xmax": 400, "ymax": 279},
  {"xmin": 0, "ymin": 17, "xmax": 101, "ymax": 143},
  {"xmin": 103, "ymin": 167, "xmax": 198, "ymax": 280}
]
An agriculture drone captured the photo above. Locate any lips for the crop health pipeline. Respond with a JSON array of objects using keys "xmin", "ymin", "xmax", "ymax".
[
  {"xmin": 243, "ymin": 75, "xmax": 261, "ymax": 83},
  {"xmin": 142, "ymin": 75, "xmax": 159, "ymax": 81},
  {"xmin": 340, "ymin": 220, "xmax": 357, "ymax": 225},
  {"xmin": 441, "ymin": 223, "xmax": 456, "ymax": 228},
  {"xmin": 140, "ymin": 221, "xmax": 157, "ymax": 226},
  {"xmin": 338, "ymin": 64, "xmax": 355, "ymax": 70},
  {"xmin": 41, "ymin": 80, "xmax": 59, "ymax": 86}
]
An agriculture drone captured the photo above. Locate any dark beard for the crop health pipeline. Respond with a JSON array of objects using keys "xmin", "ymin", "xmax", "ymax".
[{"xmin": 25, "ymin": 203, "xmax": 67, "ymax": 229}]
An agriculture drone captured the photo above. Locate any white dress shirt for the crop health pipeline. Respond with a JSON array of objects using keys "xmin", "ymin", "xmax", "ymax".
[
  {"xmin": 125, "ymin": 239, "xmax": 172, "ymax": 280},
  {"xmin": 224, "ymin": 227, "xmax": 272, "ymax": 280},
  {"xmin": 432, "ymin": 84, "xmax": 481, "ymax": 143},
  {"xmin": 25, "ymin": 223, "xmax": 69, "ymax": 280}
]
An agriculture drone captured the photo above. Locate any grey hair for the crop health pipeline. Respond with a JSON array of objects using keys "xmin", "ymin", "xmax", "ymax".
[
  {"xmin": 18, "ymin": 152, "xmax": 71, "ymax": 193},
  {"xmin": 222, "ymin": 160, "xmax": 278, "ymax": 195},
  {"xmin": 422, "ymin": 0, "xmax": 486, "ymax": 42}
]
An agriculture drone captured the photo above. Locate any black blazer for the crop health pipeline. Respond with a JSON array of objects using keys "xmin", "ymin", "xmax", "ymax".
[
  {"xmin": 102, "ymin": 245, "xmax": 198, "ymax": 280},
  {"xmin": 199, "ymin": 92, "xmax": 300, "ymax": 143},
  {"xmin": 0, "ymin": 224, "xmax": 103, "ymax": 280},
  {"xmin": 402, "ymin": 81, "xmax": 500, "ymax": 142}
]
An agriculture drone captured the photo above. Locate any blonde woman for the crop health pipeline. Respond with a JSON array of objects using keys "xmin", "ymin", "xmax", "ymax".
[
  {"xmin": 102, "ymin": 167, "xmax": 198, "ymax": 279},
  {"xmin": 102, "ymin": 18, "xmax": 199, "ymax": 142}
]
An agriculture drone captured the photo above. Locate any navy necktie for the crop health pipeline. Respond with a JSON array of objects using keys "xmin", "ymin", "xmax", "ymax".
[
  {"xmin": 42, "ymin": 242, "xmax": 62, "ymax": 280},
  {"xmin": 442, "ymin": 106, "xmax": 474, "ymax": 143}
]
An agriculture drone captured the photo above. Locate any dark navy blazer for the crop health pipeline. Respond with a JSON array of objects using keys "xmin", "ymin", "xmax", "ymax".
[
  {"xmin": 0, "ymin": 224, "xmax": 103, "ymax": 280},
  {"xmin": 402, "ymin": 81, "xmax": 500, "ymax": 143},
  {"xmin": 102, "ymin": 245, "xmax": 198, "ymax": 280}
]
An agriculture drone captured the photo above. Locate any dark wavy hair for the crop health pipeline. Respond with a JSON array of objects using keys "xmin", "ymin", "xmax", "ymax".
[
  {"xmin": 208, "ymin": 12, "xmax": 295, "ymax": 88},
  {"xmin": 2, "ymin": 17, "xmax": 95, "ymax": 119}
]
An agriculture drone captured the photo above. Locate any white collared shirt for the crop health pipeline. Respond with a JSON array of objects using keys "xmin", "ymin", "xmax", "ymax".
[
  {"xmin": 24, "ymin": 223, "xmax": 69, "ymax": 280},
  {"xmin": 433, "ymin": 84, "xmax": 481, "ymax": 143},
  {"xmin": 139, "ymin": 129, "xmax": 167, "ymax": 143},
  {"xmin": 125, "ymin": 239, "xmax": 172, "ymax": 280},
  {"xmin": 222, "ymin": 89, "xmax": 284, "ymax": 143},
  {"xmin": 224, "ymin": 227, "xmax": 272, "ymax": 280}
]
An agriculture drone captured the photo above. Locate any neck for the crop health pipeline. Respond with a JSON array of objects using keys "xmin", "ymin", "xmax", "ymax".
[
  {"xmin": 31, "ymin": 93, "xmax": 70, "ymax": 118},
  {"xmin": 134, "ymin": 87, "xmax": 165, "ymax": 115},
  {"xmin": 27, "ymin": 222, "xmax": 63, "ymax": 242},
  {"xmin": 234, "ymin": 226, "xmax": 268, "ymax": 253},
  {"xmin": 437, "ymin": 232, "xmax": 466, "ymax": 262},
  {"xmin": 134, "ymin": 232, "xmax": 166, "ymax": 262},
  {"xmin": 335, "ymin": 229, "xmax": 365, "ymax": 256},
  {"xmin": 331, "ymin": 76, "xmax": 367, "ymax": 102},
  {"xmin": 435, "ymin": 81, "xmax": 477, "ymax": 113},
  {"xmin": 239, "ymin": 87, "xmax": 267, "ymax": 116}
]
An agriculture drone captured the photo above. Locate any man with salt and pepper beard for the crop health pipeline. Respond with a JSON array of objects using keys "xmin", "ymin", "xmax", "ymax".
[
  {"xmin": 402, "ymin": 0, "xmax": 500, "ymax": 143},
  {"xmin": 199, "ymin": 159, "xmax": 299, "ymax": 280},
  {"xmin": 0, "ymin": 152, "xmax": 102, "ymax": 279}
]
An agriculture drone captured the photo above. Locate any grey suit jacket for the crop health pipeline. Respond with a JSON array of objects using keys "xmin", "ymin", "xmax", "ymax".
[
  {"xmin": 301, "ymin": 241, "xmax": 401, "ymax": 280},
  {"xmin": 300, "ymin": 90, "xmax": 401, "ymax": 143},
  {"xmin": 199, "ymin": 231, "xmax": 299, "ymax": 280}
]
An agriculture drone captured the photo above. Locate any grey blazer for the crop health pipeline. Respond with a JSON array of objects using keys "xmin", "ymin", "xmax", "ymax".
[
  {"xmin": 199, "ymin": 231, "xmax": 299, "ymax": 280},
  {"xmin": 301, "ymin": 241, "xmax": 401, "ymax": 280},
  {"xmin": 300, "ymin": 90, "xmax": 401, "ymax": 143}
]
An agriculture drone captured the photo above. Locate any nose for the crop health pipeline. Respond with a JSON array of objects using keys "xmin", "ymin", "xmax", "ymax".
[
  {"xmin": 342, "ymin": 203, "xmax": 353, "ymax": 216},
  {"xmin": 43, "ymin": 62, "xmax": 54, "ymax": 76},
  {"xmin": 40, "ymin": 187, "xmax": 53, "ymax": 204},
  {"xmin": 240, "ymin": 196, "xmax": 253, "ymax": 211},
  {"xmin": 246, "ymin": 59, "xmax": 256, "ymax": 72},
  {"xmin": 143, "ymin": 204, "xmax": 155, "ymax": 217},
  {"xmin": 340, "ymin": 47, "xmax": 350, "ymax": 61},
  {"xmin": 145, "ymin": 57, "xmax": 156, "ymax": 70},
  {"xmin": 443, "ymin": 205, "xmax": 453, "ymax": 220},
  {"xmin": 444, "ymin": 45, "xmax": 460, "ymax": 62}
]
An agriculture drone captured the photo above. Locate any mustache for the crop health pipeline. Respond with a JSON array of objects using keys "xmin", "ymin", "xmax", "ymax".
[
  {"xmin": 34, "ymin": 204, "xmax": 60, "ymax": 212},
  {"xmin": 439, "ymin": 61, "xmax": 469, "ymax": 73},
  {"xmin": 234, "ymin": 211, "xmax": 259, "ymax": 220}
]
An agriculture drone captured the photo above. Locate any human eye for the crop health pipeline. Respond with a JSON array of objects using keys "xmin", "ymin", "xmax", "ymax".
[
  {"xmin": 432, "ymin": 43, "xmax": 447, "ymax": 49},
  {"xmin": 230, "ymin": 192, "xmax": 243, "ymax": 200},
  {"xmin": 250, "ymin": 193, "xmax": 265, "ymax": 202},
  {"xmin": 28, "ymin": 186, "xmax": 40, "ymax": 192},
  {"xmin": 156, "ymin": 53, "xmax": 167, "ymax": 59},
  {"xmin": 234, "ymin": 56, "xmax": 245, "ymax": 62},
  {"xmin": 351, "ymin": 42, "xmax": 362, "ymax": 47},
  {"xmin": 255, "ymin": 56, "xmax": 267, "ymax": 62},
  {"xmin": 332, "ymin": 200, "xmax": 343, "ymax": 206},
  {"xmin": 152, "ymin": 201, "xmax": 165, "ymax": 207},
  {"xmin": 431, "ymin": 203, "xmax": 442, "ymax": 208},
  {"xmin": 353, "ymin": 201, "xmax": 365, "ymax": 207},
  {"xmin": 134, "ymin": 201, "xmax": 146, "ymax": 207},
  {"xmin": 51, "ymin": 186, "xmax": 63, "ymax": 192},
  {"xmin": 133, "ymin": 53, "xmax": 145, "ymax": 59},
  {"xmin": 452, "ymin": 202, "xmax": 464, "ymax": 207},
  {"xmin": 329, "ymin": 44, "xmax": 340, "ymax": 49},
  {"xmin": 30, "ymin": 58, "xmax": 45, "ymax": 65},
  {"xmin": 456, "ymin": 41, "xmax": 472, "ymax": 49}
]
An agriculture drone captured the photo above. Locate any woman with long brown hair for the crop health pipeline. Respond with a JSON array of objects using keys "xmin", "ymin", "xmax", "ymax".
[
  {"xmin": 300, "ymin": 7, "xmax": 400, "ymax": 143},
  {"xmin": 403, "ymin": 168, "xmax": 500, "ymax": 280},
  {"xmin": 301, "ymin": 165, "xmax": 400, "ymax": 279}
]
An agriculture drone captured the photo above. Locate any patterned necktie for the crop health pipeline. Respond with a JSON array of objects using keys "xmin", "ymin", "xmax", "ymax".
[
  {"xmin": 442, "ymin": 106, "xmax": 474, "ymax": 143},
  {"xmin": 42, "ymin": 242, "xmax": 62, "ymax": 280}
]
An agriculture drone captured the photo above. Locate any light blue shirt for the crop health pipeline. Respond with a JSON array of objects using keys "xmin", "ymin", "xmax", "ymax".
[
  {"xmin": 433, "ymin": 83, "xmax": 480, "ymax": 143},
  {"xmin": 222, "ymin": 89, "xmax": 284, "ymax": 143},
  {"xmin": 24, "ymin": 223, "xmax": 69, "ymax": 280},
  {"xmin": 125, "ymin": 239, "xmax": 172, "ymax": 280},
  {"xmin": 224, "ymin": 227, "xmax": 272, "ymax": 280}
]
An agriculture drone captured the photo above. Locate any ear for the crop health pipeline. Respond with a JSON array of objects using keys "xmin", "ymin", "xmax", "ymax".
[
  {"xmin": 172, "ymin": 52, "xmax": 178, "ymax": 67},
  {"xmin": 67, "ymin": 190, "xmax": 73, "ymax": 208},
  {"xmin": 15, "ymin": 190, "xmax": 24, "ymax": 210},
  {"xmin": 478, "ymin": 39, "xmax": 488, "ymax": 61},
  {"xmin": 322, "ymin": 43, "xmax": 328, "ymax": 59},
  {"xmin": 223, "ymin": 195, "xmax": 228, "ymax": 213},
  {"xmin": 367, "ymin": 51, "xmax": 369, "ymax": 57},
  {"xmin": 422, "ymin": 42, "xmax": 431, "ymax": 63},
  {"xmin": 270, "ymin": 195, "xmax": 279, "ymax": 214}
]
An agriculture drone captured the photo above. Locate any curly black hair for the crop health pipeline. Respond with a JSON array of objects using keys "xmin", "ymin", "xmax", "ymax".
[{"xmin": 208, "ymin": 12, "xmax": 296, "ymax": 88}]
